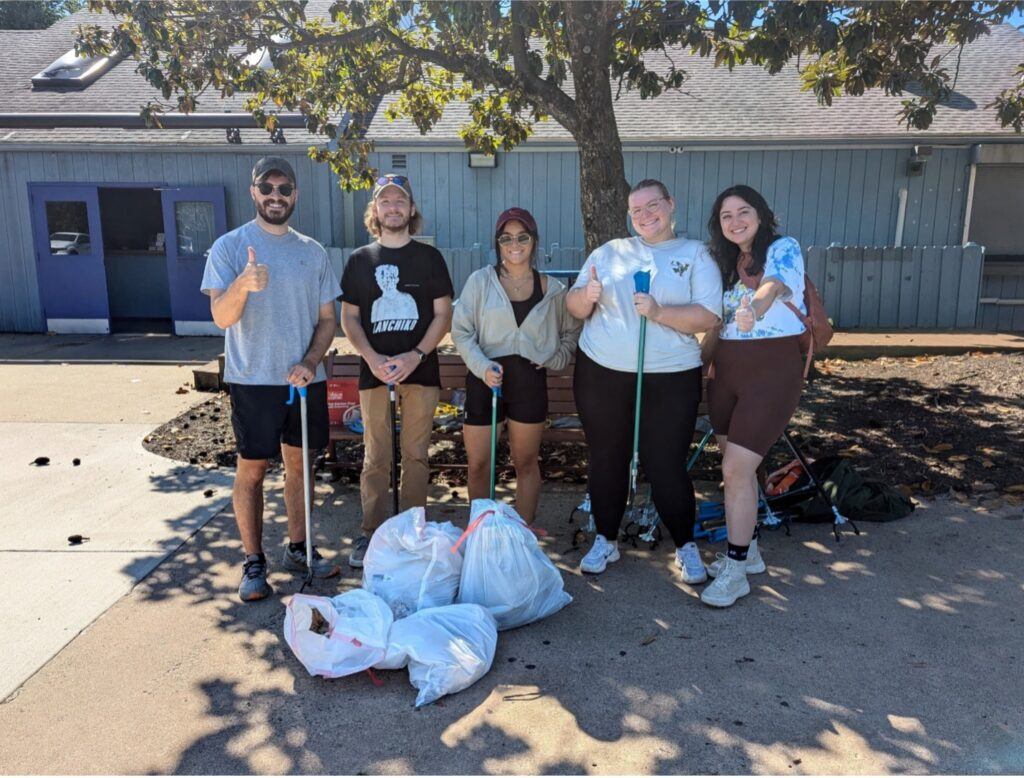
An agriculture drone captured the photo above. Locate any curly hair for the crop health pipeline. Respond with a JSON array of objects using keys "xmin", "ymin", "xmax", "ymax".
[{"xmin": 706, "ymin": 184, "xmax": 780, "ymax": 286}]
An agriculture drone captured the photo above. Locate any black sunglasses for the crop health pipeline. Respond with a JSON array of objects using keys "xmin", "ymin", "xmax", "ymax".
[
  {"xmin": 256, "ymin": 182, "xmax": 295, "ymax": 197},
  {"xmin": 376, "ymin": 175, "xmax": 408, "ymax": 186}
]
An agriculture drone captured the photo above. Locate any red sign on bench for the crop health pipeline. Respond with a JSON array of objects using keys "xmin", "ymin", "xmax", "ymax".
[{"xmin": 327, "ymin": 378, "xmax": 360, "ymax": 426}]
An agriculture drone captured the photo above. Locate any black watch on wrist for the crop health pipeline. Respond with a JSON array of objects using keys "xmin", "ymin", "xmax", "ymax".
[{"xmin": 413, "ymin": 347, "xmax": 427, "ymax": 362}]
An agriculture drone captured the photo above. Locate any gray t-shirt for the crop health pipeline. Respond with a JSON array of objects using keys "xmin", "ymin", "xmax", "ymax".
[
  {"xmin": 201, "ymin": 220, "xmax": 341, "ymax": 385},
  {"xmin": 571, "ymin": 236, "xmax": 723, "ymax": 373}
]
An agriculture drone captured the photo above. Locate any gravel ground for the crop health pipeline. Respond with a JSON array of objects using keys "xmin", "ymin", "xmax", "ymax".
[{"xmin": 143, "ymin": 353, "xmax": 1024, "ymax": 509}]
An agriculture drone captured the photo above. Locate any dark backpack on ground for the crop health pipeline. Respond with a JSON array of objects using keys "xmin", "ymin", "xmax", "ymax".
[{"xmin": 789, "ymin": 455, "xmax": 915, "ymax": 523}]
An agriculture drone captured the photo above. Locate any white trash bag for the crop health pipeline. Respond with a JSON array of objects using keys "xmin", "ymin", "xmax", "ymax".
[
  {"xmin": 455, "ymin": 499, "xmax": 572, "ymax": 630},
  {"xmin": 362, "ymin": 507, "xmax": 463, "ymax": 618},
  {"xmin": 374, "ymin": 603, "xmax": 498, "ymax": 708},
  {"xmin": 283, "ymin": 589, "xmax": 393, "ymax": 678}
]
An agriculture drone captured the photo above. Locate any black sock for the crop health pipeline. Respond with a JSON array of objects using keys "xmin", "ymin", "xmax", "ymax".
[
  {"xmin": 288, "ymin": 541, "xmax": 305, "ymax": 553},
  {"xmin": 245, "ymin": 552, "xmax": 266, "ymax": 562},
  {"xmin": 727, "ymin": 543, "xmax": 749, "ymax": 562}
]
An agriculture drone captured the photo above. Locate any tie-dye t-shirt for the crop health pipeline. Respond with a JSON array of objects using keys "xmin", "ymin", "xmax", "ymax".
[{"xmin": 720, "ymin": 236, "xmax": 807, "ymax": 340}]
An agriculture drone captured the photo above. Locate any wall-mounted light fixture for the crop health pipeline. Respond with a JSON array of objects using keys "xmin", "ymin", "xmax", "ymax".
[
  {"xmin": 468, "ymin": 152, "xmax": 497, "ymax": 168},
  {"xmin": 270, "ymin": 127, "xmax": 286, "ymax": 144},
  {"xmin": 226, "ymin": 127, "xmax": 241, "ymax": 144},
  {"xmin": 907, "ymin": 145, "xmax": 932, "ymax": 176}
]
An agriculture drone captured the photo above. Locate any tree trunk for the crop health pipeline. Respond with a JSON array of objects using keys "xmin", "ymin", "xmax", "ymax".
[{"xmin": 564, "ymin": 1, "xmax": 631, "ymax": 255}]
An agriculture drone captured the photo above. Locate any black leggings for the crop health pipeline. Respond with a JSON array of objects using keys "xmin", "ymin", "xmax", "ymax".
[{"xmin": 573, "ymin": 350, "xmax": 701, "ymax": 548}]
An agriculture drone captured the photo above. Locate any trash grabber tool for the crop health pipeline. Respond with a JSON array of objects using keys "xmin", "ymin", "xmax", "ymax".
[
  {"xmin": 626, "ymin": 270, "xmax": 651, "ymax": 521},
  {"xmin": 287, "ymin": 384, "xmax": 314, "ymax": 592},
  {"xmin": 388, "ymin": 383, "xmax": 400, "ymax": 517},
  {"xmin": 489, "ymin": 374, "xmax": 502, "ymax": 500}
]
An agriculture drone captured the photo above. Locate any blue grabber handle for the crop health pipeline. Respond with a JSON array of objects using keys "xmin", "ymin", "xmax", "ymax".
[
  {"xmin": 633, "ymin": 269, "xmax": 651, "ymax": 294},
  {"xmin": 286, "ymin": 384, "xmax": 308, "ymax": 404}
]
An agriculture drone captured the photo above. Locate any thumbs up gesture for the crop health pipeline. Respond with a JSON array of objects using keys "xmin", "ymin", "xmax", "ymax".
[
  {"xmin": 736, "ymin": 294, "xmax": 755, "ymax": 333},
  {"xmin": 584, "ymin": 265, "xmax": 603, "ymax": 304},
  {"xmin": 237, "ymin": 246, "xmax": 269, "ymax": 293}
]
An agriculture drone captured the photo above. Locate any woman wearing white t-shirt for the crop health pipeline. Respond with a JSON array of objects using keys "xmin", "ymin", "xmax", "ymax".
[
  {"xmin": 701, "ymin": 185, "xmax": 807, "ymax": 608},
  {"xmin": 566, "ymin": 179, "xmax": 722, "ymax": 582}
]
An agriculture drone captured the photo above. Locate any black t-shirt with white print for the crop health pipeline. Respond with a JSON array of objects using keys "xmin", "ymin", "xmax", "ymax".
[{"xmin": 340, "ymin": 239, "xmax": 455, "ymax": 390}]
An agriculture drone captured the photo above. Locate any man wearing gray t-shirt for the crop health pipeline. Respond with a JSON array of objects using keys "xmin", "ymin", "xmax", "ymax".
[{"xmin": 201, "ymin": 156, "xmax": 342, "ymax": 602}]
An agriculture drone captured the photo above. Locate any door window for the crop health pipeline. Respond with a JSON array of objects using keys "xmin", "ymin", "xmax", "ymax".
[
  {"xmin": 173, "ymin": 201, "xmax": 216, "ymax": 257},
  {"xmin": 46, "ymin": 201, "xmax": 91, "ymax": 255}
]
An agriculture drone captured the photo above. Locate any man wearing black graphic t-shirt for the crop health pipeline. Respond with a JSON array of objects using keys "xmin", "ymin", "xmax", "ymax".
[{"xmin": 340, "ymin": 174, "xmax": 454, "ymax": 566}]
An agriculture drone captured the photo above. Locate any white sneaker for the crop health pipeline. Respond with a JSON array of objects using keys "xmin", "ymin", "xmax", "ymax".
[
  {"xmin": 580, "ymin": 534, "xmax": 620, "ymax": 574},
  {"xmin": 701, "ymin": 557, "xmax": 751, "ymax": 608},
  {"xmin": 675, "ymin": 541, "xmax": 708, "ymax": 584},
  {"xmin": 707, "ymin": 537, "xmax": 766, "ymax": 577}
]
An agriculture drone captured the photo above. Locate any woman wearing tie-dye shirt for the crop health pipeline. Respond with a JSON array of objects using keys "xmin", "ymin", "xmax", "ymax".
[{"xmin": 700, "ymin": 185, "xmax": 807, "ymax": 608}]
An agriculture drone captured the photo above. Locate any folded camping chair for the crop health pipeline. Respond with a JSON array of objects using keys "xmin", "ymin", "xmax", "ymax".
[{"xmin": 570, "ymin": 413, "xmax": 859, "ymax": 547}]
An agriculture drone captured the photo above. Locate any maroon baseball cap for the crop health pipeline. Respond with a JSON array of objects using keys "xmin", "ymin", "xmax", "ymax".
[{"xmin": 495, "ymin": 207, "xmax": 537, "ymax": 235}]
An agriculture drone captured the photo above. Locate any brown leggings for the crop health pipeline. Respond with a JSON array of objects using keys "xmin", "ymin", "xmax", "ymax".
[{"xmin": 708, "ymin": 336, "xmax": 804, "ymax": 457}]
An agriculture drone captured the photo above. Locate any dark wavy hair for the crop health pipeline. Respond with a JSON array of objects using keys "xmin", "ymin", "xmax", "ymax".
[{"xmin": 707, "ymin": 185, "xmax": 780, "ymax": 286}]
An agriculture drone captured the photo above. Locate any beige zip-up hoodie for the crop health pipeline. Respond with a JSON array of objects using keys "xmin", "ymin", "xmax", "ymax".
[{"xmin": 452, "ymin": 266, "xmax": 582, "ymax": 381}]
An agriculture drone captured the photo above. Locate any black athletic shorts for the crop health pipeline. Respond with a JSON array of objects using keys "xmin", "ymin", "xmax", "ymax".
[
  {"xmin": 228, "ymin": 380, "xmax": 329, "ymax": 460},
  {"xmin": 464, "ymin": 355, "xmax": 547, "ymax": 426}
]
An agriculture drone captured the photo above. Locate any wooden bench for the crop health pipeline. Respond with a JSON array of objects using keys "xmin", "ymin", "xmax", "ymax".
[
  {"xmin": 323, "ymin": 351, "xmax": 714, "ymax": 470},
  {"xmin": 323, "ymin": 352, "xmax": 586, "ymax": 468}
]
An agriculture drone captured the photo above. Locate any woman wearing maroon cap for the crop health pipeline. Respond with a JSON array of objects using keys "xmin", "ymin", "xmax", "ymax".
[{"xmin": 452, "ymin": 207, "xmax": 581, "ymax": 522}]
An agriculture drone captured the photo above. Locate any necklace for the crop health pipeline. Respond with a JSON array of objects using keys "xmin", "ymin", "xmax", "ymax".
[{"xmin": 501, "ymin": 266, "xmax": 533, "ymax": 293}]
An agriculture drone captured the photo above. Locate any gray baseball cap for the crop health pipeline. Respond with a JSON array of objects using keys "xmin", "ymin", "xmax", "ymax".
[{"xmin": 251, "ymin": 156, "xmax": 296, "ymax": 185}]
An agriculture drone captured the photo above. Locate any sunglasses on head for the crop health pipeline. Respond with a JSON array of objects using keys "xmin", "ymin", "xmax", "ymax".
[
  {"xmin": 376, "ymin": 175, "xmax": 408, "ymax": 187},
  {"xmin": 256, "ymin": 182, "xmax": 295, "ymax": 197},
  {"xmin": 497, "ymin": 233, "xmax": 533, "ymax": 246}
]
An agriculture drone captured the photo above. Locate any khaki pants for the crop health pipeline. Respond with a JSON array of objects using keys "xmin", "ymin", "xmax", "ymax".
[{"xmin": 359, "ymin": 383, "xmax": 439, "ymax": 534}]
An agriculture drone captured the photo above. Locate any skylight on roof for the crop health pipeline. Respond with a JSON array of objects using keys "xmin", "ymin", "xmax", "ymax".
[{"xmin": 31, "ymin": 48, "xmax": 122, "ymax": 88}]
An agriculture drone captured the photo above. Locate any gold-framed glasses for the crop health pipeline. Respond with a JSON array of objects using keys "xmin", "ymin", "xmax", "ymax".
[
  {"xmin": 498, "ymin": 233, "xmax": 533, "ymax": 246},
  {"xmin": 628, "ymin": 197, "xmax": 668, "ymax": 219}
]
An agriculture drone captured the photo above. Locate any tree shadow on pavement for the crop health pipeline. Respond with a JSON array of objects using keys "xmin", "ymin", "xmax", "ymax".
[
  {"xmin": 791, "ymin": 372, "xmax": 1024, "ymax": 497},
  {"xmin": 84, "ymin": 481, "xmax": 1022, "ymax": 773}
]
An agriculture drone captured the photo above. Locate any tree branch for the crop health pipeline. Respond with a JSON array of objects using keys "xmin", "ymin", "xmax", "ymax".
[{"xmin": 509, "ymin": 1, "xmax": 578, "ymax": 130}]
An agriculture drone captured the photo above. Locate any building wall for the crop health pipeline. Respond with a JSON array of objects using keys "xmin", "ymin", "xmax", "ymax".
[
  {"xmin": 0, "ymin": 148, "xmax": 338, "ymax": 332},
  {"xmin": 345, "ymin": 145, "xmax": 972, "ymax": 253},
  {"xmin": 0, "ymin": 143, "xmax": 977, "ymax": 332}
]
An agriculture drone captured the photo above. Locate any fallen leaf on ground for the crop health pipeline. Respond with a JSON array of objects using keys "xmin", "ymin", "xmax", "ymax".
[
  {"xmin": 948, "ymin": 454, "xmax": 969, "ymax": 463},
  {"xmin": 1005, "ymin": 485, "xmax": 1024, "ymax": 494},
  {"xmin": 640, "ymin": 634, "xmax": 658, "ymax": 646},
  {"xmin": 923, "ymin": 443, "xmax": 954, "ymax": 454}
]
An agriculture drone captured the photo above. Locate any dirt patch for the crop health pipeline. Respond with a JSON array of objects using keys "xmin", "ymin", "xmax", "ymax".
[{"xmin": 144, "ymin": 353, "xmax": 1024, "ymax": 507}]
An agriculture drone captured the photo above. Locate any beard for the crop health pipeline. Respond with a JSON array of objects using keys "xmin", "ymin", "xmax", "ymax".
[
  {"xmin": 379, "ymin": 213, "xmax": 411, "ymax": 234},
  {"xmin": 256, "ymin": 198, "xmax": 295, "ymax": 225}
]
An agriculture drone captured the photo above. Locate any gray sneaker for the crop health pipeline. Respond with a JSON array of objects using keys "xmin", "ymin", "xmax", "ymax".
[
  {"xmin": 238, "ymin": 554, "xmax": 273, "ymax": 602},
  {"xmin": 348, "ymin": 535, "xmax": 371, "ymax": 568},
  {"xmin": 282, "ymin": 544, "xmax": 341, "ymax": 578}
]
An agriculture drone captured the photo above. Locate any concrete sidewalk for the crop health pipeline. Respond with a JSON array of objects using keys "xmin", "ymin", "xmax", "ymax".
[
  {"xmin": 0, "ymin": 481, "xmax": 1021, "ymax": 774},
  {"xmin": 0, "ymin": 333, "xmax": 234, "ymax": 702}
]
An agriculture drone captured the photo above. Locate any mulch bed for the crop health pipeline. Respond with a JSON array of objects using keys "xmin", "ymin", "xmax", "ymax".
[{"xmin": 143, "ymin": 352, "xmax": 1024, "ymax": 509}]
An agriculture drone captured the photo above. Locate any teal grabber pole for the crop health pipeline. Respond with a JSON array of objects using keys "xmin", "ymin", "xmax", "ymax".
[
  {"xmin": 488, "ymin": 366, "xmax": 502, "ymax": 500},
  {"xmin": 627, "ymin": 270, "xmax": 651, "ymax": 515}
]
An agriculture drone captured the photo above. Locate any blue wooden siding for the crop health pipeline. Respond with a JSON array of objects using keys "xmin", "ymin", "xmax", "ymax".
[
  {"xmin": 0, "ymin": 143, "xmax": 979, "ymax": 332},
  {"xmin": 978, "ymin": 262, "xmax": 1024, "ymax": 331},
  {"xmin": 0, "ymin": 149, "xmax": 337, "ymax": 332},
  {"xmin": 346, "ymin": 146, "xmax": 970, "ymax": 252}
]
